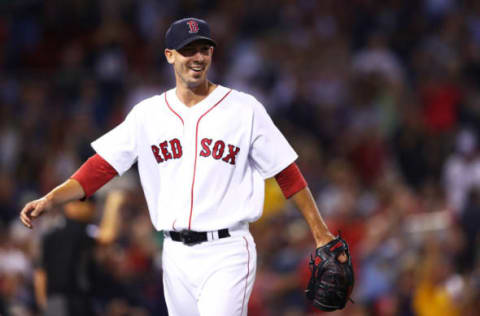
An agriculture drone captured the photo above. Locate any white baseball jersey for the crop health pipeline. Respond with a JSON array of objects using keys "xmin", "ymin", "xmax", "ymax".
[{"xmin": 91, "ymin": 85, "xmax": 298, "ymax": 232}]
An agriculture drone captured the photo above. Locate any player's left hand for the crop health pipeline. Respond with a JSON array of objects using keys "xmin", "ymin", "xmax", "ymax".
[
  {"xmin": 306, "ymin": 236, "xmax": 354, "ymax": 311},
  {"xmin": 317, "ymin": 234, "xmax": 348, "ymax": 263}
]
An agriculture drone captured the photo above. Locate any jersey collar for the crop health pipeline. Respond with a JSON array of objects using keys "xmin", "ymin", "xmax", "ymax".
[{"xmin": 166, "ymin": 85, "xmax": 229, "ymax": 118}]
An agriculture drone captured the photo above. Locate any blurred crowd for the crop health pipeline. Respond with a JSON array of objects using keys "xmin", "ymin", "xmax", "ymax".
[{"xmin": 1, "ymin": 0, "xmax": 480, "ymax": 315}]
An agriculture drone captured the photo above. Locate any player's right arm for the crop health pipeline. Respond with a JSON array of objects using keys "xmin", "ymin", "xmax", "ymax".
[
  {"xmin": 20, "ymin": 154, "xmax": 118, "ymax": 229},
  {"xmin": 21, "ymin": 101, "xmax": 141, "ymax": 229},
  {"xmin": 20, "ymin": 178, "xmax": 85, "ymax": 229}
]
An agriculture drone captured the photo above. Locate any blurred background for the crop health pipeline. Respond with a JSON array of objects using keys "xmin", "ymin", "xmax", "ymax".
[{"xmin": 1, "ymin": 0, "xmax": 480, "ymax": 315}]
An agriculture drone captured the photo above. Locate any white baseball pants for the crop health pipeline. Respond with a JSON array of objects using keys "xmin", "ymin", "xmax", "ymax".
[{"xmin": 162, "ymin": 228, "xmax": 257, "ymax": 316}]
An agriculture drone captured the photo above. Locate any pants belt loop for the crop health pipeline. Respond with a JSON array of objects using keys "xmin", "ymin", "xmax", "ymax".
[{"xmin": 206, "ymin": 230, "xmax": 219, "ymax": 241}]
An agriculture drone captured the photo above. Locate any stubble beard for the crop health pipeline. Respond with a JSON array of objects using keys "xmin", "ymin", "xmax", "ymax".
[{"xmin": 176, "ymin": 65, "xmax": 207, "ymax": 90}]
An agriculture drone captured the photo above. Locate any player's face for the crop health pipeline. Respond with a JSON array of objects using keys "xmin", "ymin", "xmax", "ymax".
[{"xmin": 165, "ymin": 40, "xmax": 214, "ymax": 89}]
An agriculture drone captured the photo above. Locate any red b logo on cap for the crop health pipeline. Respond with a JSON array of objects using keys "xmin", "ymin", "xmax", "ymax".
[{"xmin": 187, "ymin": 20, "xmax": 199, "ymax": 34}]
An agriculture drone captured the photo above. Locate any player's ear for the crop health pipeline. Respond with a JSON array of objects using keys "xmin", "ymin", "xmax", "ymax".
[{"xmin": 165, "ymin": 49, "xmax": 175, "ymax": 64}]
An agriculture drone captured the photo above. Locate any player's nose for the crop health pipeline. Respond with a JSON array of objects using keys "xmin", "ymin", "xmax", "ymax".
[{"xmin": 191, "ymin": 50, "xmax": 205, "ymax": 61}]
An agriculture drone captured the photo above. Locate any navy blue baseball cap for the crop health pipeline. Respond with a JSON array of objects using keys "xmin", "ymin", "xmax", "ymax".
[{"xmin": 165, "ymin": 18, "xmax": 216, "ymax": 50}]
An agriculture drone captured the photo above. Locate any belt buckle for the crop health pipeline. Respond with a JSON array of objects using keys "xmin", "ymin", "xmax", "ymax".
[{"xmin": 180, "ymin": 230, "xmax": 201, "ymax": 246}]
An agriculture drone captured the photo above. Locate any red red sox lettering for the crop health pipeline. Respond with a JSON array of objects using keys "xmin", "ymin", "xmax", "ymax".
[
  {"xmin": 151, "ymin": 138, "xmax": 240, "ymax": 165},
  {"xmin": 199, "ymin": 138, "xmax": 240, "ymax": 165},
  {"xmin": 151, "ymin": 139, "xmax": 182, "ymax": 163}
]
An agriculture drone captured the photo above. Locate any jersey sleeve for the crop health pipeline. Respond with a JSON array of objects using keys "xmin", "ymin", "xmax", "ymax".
[
  {"xmin": 249, "ymin": 97, "xmax": 298, "ymax": 179},
  {"xmin": 91, "ymin": 108, "xmax": 139, "ymax": 176}
]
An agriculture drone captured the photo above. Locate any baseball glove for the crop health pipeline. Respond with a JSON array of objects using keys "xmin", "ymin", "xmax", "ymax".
[{"xmin": 305, "ymin": 236, "xmax": 354, "ymax": 311}]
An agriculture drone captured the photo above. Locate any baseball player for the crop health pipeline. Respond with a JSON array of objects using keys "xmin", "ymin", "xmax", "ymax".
[{"xmin": 20, "ymin": 18, "xmax": 348, "ymax": 316}]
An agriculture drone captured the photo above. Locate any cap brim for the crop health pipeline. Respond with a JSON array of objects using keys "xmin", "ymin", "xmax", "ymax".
[{"xmin": 173, "ymin": 36, "xmax": 216, "ymax": 50}]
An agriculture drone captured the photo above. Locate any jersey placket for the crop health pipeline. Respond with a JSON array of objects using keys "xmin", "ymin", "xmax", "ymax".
[
  {"xmin": 182, "ymin": 113, "xmax": 197, "ymax": 230},
  {"xmin": 186, "ymin": 89, "xmax": 232, "ymax": 230}
]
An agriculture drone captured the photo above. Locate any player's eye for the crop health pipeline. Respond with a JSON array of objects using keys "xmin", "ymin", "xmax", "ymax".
[
  {"xmin": 179, "ymin": 47, "xmax": 196, "ymax": 56},
  {"xmin": 179, "ymin": 45, "xmax": 211, "ymax": 57},
  {"xmin": 199, "ymin": 46, "xmax": 210, "ymax": 54}
]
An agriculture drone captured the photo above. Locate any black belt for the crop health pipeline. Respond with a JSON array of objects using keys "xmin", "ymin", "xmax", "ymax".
[{"xmin": 168, "ymin": 229, "xmax": 231, "ymax": 245}]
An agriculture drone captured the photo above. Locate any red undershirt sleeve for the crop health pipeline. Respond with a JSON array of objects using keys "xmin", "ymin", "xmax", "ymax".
[
  {"xmin": 70, "ymin": 154, "xmax": 118, "ymax": 198},
  {"xmin": 274, "ymin": 162, "xmax": 308, "ymax": 199}
]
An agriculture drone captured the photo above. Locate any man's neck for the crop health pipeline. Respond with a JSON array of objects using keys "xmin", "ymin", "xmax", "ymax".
[{"xmin": 176, "ymin": 81, "xmax": 217, "ymax": 107}]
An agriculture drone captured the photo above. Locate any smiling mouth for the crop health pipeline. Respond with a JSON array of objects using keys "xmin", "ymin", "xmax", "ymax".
[{"xmin": 189, "ymin": 65, "xmax": 204, "ymax": 72}]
